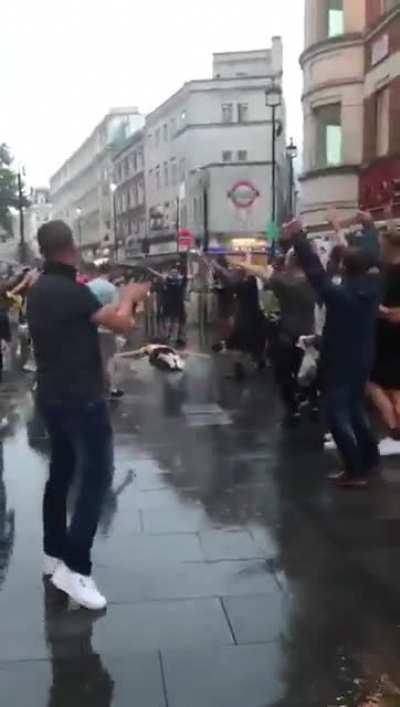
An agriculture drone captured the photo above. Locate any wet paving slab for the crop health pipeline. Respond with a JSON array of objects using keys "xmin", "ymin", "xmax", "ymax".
[{"xmin": 2, "ymin": 360, "xmax": 400, "ymax": 705}]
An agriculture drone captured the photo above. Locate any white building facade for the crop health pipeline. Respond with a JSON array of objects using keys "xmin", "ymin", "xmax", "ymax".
[
  {"xmin": 145, "ymin": 40, "xmax": 286, "ymax": 254},
  {"xmin": 300, "ymin": 0, "xmax": 367, "ymax": 229},
  {"xmin": 25, "ymin": 187, "xmax": 52, "ymax": 251},
  {"xmin": 112, "ymin": 129, "xmax": 146, "ymax": 259},
  {"xmin": 50, "ymin": 108, "xmax": 144, "ymax": 251}
]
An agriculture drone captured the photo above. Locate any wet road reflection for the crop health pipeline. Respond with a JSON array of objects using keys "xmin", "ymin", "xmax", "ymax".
[
  {"xmin": 1, "ymin": 361, "xmax": 400, "ymax": 705},
  {"xmin": 43, "ymin": 581, "xmax": 113, "ymax": 707},
  {"xmin": 0, "ymin": 442, "xmax": 14, "ymax": 592}
]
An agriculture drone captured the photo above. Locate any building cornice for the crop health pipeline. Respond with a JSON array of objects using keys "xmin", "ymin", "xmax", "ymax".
[
  {"xmin": 175, "ymin": 120, "xmax": 273, "ymax": 138},
  {"xmin": 299, "ymin": 164, "xmax": 360, "ymax": 182},
  {"xmin": 146, "ymin": 73, "xmax": 283, "ymax": 125},
  {"xmin": 299, "ymin": 33, "xmax": 364, "ymax": 67},
  {"xmin": 302, "ymin": 77, "xmax": 364, "ymax": 101},
  {"xmin": 365, "ymin": 6, "xmax": 400, "ymax": 41}
]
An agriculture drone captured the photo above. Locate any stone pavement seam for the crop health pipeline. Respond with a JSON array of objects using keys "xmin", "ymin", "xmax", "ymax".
[
  {"xmin": 219, "ymin": 598, "xmax": 238, "ymax": 645},
  {"xmin": 158, "ymin": 650, "xmax": 170, "ymax": 707}
]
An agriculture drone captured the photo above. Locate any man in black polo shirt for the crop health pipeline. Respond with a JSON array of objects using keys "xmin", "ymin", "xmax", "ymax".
[{"xmin": 27, "ymin": 220, "xmax": 148, "ymax": 609}]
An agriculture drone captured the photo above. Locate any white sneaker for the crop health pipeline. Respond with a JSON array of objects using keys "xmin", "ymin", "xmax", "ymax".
[
  {"xmin": 324, "ymin": 436, "xmax": 337, "ymax": 452},
  {"xmin": 379, "ymin": 437, "xmax": 400, "ymax": 457},
  {"xmin": 43, "ymin": 554, "xmax": 60, "ymax": 577},
  {"xmin": 51, "ymin": 562, "xmax": 107, "ymax": 610}
]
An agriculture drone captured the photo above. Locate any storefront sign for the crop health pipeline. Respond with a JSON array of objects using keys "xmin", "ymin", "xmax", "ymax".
[
  {"xmin": 371, "ymin": 33, "xmax": 389, "ymax": 67},
  {"xmin": 228, "ymin": 181, "xmax": 260, "ymax": 209}
]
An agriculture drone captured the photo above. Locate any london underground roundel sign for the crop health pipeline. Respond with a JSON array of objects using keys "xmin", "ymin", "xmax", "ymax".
[{"xmin": 228, "ymin": 181, "xmax": 260, "ymax": 209}]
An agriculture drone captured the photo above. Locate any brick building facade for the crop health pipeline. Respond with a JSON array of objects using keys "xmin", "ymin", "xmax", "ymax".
[
  {"xmin": 361, "ymin": 1, "xmax": 400, "ymax": 217},
  {"xmin": 112, "ymin": 129, "xmax": 146, "ymax": 258},
  {"xmin": 300, "ymin": 0, "xmax": 400, "ymax": 230}
]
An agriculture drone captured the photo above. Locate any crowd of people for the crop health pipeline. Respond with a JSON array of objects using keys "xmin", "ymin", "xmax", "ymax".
[
  {"xmin": 208, "ymin": 208, "xmax": 400, "ymax": 489},
  {"xmin": 0, "ymin": 208, "xmax": 398, "ymax": 611}
]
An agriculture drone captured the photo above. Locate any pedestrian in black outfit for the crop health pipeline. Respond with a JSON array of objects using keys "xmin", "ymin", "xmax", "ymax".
[
  {"xmin": 230, "ymin": 254, "xmax": 316, "ymax": 425},
  {"xmin": 162, "ymin": 265, "xmax": 188, "ymax": 346},
  {"xmin": 27, "ymin": 220, "xmax": 149, "ymax": 608},
  {"xmin": 283, "ymin": 220, "xmax": 380, "ymax": 488},
  {"xmin": 211, "ymin": 259, "xmax": 267, "ymax": 379}
]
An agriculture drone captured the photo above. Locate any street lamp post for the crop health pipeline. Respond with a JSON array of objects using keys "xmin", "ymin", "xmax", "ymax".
[
  {"xmin": 286, "ymin": 138, "xmax": 298, "ymax": 218},
  {"xmin": 265, "ymin": 81, "xmax": 282, "ymax": 227},
  {"xmin": 192, "ymin": 167, "xmax": 210, "ymax": 252},
  {"xmin": 110, "ymin": 183, "xmax": 118, "ymax": 262},
  {"xmin": 75, "ymin": 207, "xmax": 82, "ymax": 249},
  {"xmin": 17, "ymin": 170, "xmax": 25, "ymax": 250}
]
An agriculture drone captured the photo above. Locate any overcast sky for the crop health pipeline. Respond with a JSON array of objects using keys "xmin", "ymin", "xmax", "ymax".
[{"xmin": 2, "ymin": 0, "xmax": 304, "ymax": 186}]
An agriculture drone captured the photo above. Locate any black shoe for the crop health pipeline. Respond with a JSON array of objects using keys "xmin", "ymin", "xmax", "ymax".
[
  {"xmin": 234, "ymin": 362, "xmax": 246, "ymax": 381},
  {"xmin": 212, "ymin": 341, "xmax": 225, "ymax": 353},
  {"xmin": 110, "ymin": 389, "xmax": 124, "ymax": 399},
  {"xmin": 282, "ymin": 412, "xmax": 300, "ymax": 429},
  {"xmin": 309, "ymin": 406, "xmax": 320, "ymax": 422}
]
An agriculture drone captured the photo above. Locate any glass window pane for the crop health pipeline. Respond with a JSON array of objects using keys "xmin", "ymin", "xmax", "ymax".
[
  {"xmin": 326, "ymin": 125, "xmax": 342, "ymax": 164},
  {"xmin": 329, "ymin": 10, "xmax": 344, "ymax": 36}
]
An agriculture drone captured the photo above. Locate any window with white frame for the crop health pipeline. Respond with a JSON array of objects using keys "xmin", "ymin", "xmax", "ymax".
[
  {"xmin": 222, "ymin": 150, "xmax": 232, "ymax": 162},
  {"xmin": 155, "ymin": 128, "xmax": 160, "ymax": 147},
  {"xmin": 315, "ymin": 103, "xmax": 342, "ymax": 167},
  {"xmin": 237, "ymin": 150, "xmax": 248, "ymax": 161},
  {"xmin": 327, "ymin": 0, "xmax": 344, "ymax": 37},
  {"xmin": 238, "ymin": 103, "xmax": 249, "ymax": 123},
  {"xmin": 171, "ymin": 158, "xmax": 178, "ymax": 186},
  {"xmin": 164, "ymin": 162, "xmax": 169, "ymax": 187},
  {"xmin": 163, "ymin": 123, "xmax": 168, "ymax": 142},
  {"xmin": 156, "ymin": 166, "xmax": 161, "ymax": 190},
  {"xmin": 222, "ymin": 103, "xmax": 233, "ymax": 123},
  {"xmin": 376, "ymin": 86, "xmax": 390, "ymax": 157}
]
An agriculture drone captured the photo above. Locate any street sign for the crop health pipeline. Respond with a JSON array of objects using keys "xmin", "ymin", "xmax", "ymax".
[{"xmin": 177, "ymin": 228, "xmax": 193, "ymax": 250}]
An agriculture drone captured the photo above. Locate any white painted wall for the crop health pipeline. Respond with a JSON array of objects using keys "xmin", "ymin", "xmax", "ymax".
[
  {"xmin": 50, "ymin": 109, "xmax": 144, "ymax": 247},
  {"xmin": 145, "ymin": 48, "xmax": 285, "ymax": 246}
]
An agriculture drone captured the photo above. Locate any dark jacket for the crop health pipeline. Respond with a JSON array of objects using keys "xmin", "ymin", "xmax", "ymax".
[{"xmin": 294, "ymin": 236, "xmax": 380, "ymax": 385}]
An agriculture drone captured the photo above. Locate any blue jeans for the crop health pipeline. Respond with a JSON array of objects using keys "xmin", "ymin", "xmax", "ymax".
[
  {"xmin": 41, "ymin": 398, "xmax": 112, "ymax": 575},
  {"xmin": 325, "ymin": 382, "xmax": 379, "ymax": 478}
]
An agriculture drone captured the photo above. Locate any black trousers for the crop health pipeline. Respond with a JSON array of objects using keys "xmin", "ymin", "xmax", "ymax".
[
  {"xmin": 271, "ymin": 339, "xmax": 303, "ymax": 414},
  {"xmin": 325, "ymin": 381, "xmax": 379, "ymax": 478},
  {"xmin": 41, "ymin": 398, "xmax": 112, "ymax": 575}
]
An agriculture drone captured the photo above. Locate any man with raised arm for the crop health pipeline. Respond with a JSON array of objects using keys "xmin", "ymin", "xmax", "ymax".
[{"xmin": 27, "ymin": 220, "xmax": 149, "ymax": 609}]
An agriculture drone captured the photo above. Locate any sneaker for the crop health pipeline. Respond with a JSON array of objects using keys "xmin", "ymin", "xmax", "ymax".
[
  {"xmin": 23, "ymin": 361, "xmax": 37, "ymax": 373},
  {"xmin": 328, "ymin": 472, "xmax": 368, "ymax": 489},
  {"xmin": 282, "ymin": 412, "xmax": 301, "ymax": 429},
  {"xmin": 233, "ymin": 362, "xmax": 246, "ymax": 381},
  {"xmin": 51, "ymin": 562, "xmax": 107, "ymax": 611},
  {"xmin": 0, "ymin": 417, "xmax": 9, "ymax": 432},
  {"xmin": 212, "ymin": 341, "xmax": 226, "ymax": 354},
  {"xmin": 43, "ymin": 554, "xmax": 60, "ymax": 577},
  {"xmin": 110, "ymin": 388, "xmax": 124, "ymax": 399},
  {"xmin": 324, "ymin": 434, "xmax": 337, "ymax": 451},
  {"xmin": 379, "ymin": 437, "xmax": 400, "ymax": 457}
]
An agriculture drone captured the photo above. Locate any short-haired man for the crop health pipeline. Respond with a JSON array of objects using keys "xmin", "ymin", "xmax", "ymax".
[
  {"xmin": 27, "ymin": 220, "xmax": 149, "ymax": 609},
  {"xmin": 282, "ymin": 220, "xmax": 380, "ymax": 489}
]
